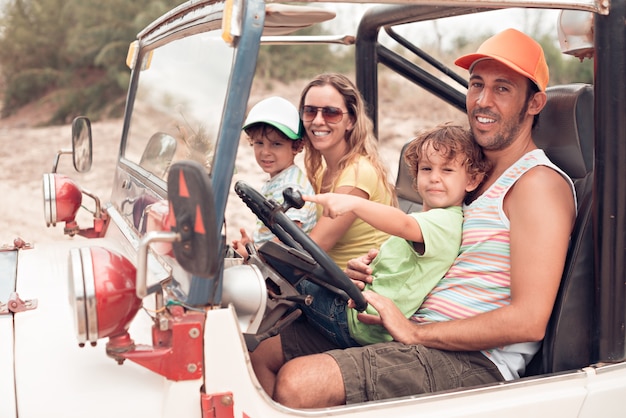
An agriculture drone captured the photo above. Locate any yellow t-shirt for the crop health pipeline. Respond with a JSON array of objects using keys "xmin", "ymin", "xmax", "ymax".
[{"xmin": 314, "ymin": 156, "xmax": 392, "ymax": 270}]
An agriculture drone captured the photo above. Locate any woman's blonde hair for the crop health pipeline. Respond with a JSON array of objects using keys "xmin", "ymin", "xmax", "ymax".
[{"xmin": 298, "ymin": 73, "xmax": 395, "ymax": 201}]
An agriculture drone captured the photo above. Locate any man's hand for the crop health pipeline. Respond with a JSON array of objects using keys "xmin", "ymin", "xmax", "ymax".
[
  {"xmin": 344, "ymin": 248, "xmax": 379, "ymax": 290},
  {"xmin": 349, "ymin": 290, "xmax": 417, "ymax": 344}
]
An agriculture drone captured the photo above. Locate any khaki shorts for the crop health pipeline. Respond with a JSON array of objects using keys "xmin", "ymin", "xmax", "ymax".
[{"xmin": 281, "ymin": 318, "xmax": 505, "ymax": 404}]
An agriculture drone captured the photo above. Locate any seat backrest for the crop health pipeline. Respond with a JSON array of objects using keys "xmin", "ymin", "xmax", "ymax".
[
  {"xmin": 526, "ymin": 83, "xmax": 595, "ymax": 375},
  {"xmin": 395, "ymin": 141, "xmax": 423, "ymax": 213},
  {"xmin": 534, "ymin": 84, "xmax": 594, "ymax": 199}
]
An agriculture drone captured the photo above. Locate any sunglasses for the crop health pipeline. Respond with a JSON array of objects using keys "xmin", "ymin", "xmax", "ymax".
[{"xmin": 300, "ymin": 106, "xmax": 349, "ymax": 124}]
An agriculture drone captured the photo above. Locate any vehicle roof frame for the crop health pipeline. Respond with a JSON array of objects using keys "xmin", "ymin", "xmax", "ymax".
[{"xmin": 271, "ymin": 0, "xmax": 606, "ymax": 14}]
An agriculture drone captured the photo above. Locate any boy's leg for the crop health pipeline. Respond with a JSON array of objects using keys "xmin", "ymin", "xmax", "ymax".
[{"xmin": 297, "ymin": 280, "xmax": 360, "ymax": 348}]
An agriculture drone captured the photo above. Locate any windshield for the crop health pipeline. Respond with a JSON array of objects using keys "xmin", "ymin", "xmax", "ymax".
[{"xmin": 124, "ymin": 29, "xmax": 235, "ymax": 179}]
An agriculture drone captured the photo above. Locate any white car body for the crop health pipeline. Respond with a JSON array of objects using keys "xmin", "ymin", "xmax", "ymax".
[{"xmin": 3, "ymin": 0, "xmax": 626, "ymax": 416}]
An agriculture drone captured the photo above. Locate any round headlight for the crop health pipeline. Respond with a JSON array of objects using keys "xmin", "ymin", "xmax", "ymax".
[
  {"xmin": 222, "ymin": 264, "xmax": 267, "ymax": 334},
  {"xmin": 69, "ymin": 247, "xmax": 142, "ymax": 346},
  {"xmin": 43, "ymin": 173, "xmax": 82, "ymax": 227}
]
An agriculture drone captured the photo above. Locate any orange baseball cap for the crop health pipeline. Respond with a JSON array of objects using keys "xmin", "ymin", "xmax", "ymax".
[{"xmin": 455, "ymin": 28, "xmax": 549, "ymax": 92}]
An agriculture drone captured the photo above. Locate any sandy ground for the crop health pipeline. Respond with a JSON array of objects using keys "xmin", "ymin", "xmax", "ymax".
[
  {"xmin": 0, "ymin": 76, "xmax": 464, "ymax": 248},
  {"xmin": 0, "ymin": 119, "xmax": 121, "ymax": 246}
]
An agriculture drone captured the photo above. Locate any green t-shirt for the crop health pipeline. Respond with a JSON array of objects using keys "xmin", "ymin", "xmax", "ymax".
[{"xmin": 348, "ymin": 206, "xmax": 463, "ymax": 345}]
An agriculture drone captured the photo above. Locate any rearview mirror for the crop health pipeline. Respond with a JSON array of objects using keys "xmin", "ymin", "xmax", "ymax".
[
  {"xmin": 71, "ymin": 116, "xmax": 93, "ymax": 173},
  {"xmin": 139, "ymin": 132, "xmax": 177, "ymax": 178}
]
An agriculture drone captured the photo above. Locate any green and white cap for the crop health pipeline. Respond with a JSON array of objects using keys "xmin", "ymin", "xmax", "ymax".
[{"xmin": 242, "ymin": 96, "xmax": 302, "ymax": 140}]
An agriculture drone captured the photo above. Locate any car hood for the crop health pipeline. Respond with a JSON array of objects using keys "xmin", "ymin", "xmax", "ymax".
[{"xmin": 1, "ymin": 238, "xmax": 201, "ymax": 418}]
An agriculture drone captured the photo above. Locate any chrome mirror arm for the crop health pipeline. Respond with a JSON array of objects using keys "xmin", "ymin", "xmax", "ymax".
[{"xmin": 136, "ymin": 231, "xmax": 180, "ymax": 298}]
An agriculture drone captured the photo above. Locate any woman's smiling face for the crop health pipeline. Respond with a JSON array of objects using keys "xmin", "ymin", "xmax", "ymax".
[{"xmin": 302, "ymin": 84, "xmax": 354, "ymax": 158}]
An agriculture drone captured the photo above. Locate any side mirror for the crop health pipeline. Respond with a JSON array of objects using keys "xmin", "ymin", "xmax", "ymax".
[
  {"xmin": 167, "ymin": 160, "xmax": 219, "ymax": 277},
  {"xmin": 139, "ymin": 132, "xmax": 177, "ymax": 178},
  {"xmin": 71, "ymin": 116, "xmax": 93, "ymax": 173}
]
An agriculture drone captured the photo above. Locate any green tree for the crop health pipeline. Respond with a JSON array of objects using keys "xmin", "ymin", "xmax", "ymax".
[
  {"xmin": 0, "ymin": 0, "xmax": 182, "ymax": 123},
  {"xmin": 538, "ymin": 35, "xmax": 593, "ymax": 85},
  {"xmin": 0, "ymin": 0, "xmax": 70, "ymax": 114}
]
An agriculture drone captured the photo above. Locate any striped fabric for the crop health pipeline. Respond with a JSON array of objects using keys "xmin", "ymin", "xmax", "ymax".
[
  {"xmin": 253, "ymin": 164, "xmax": 317, "ymax": 244},
  {"xmin": 412, "ymin": 149, "xmax": 575, "ymax": 380}
]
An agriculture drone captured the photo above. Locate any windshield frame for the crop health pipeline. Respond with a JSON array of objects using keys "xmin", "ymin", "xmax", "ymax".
[
  {"xmin": 108, "ymin": 0, "xmax": 266, "ymax": 243},
  {"xmin": 118, "ymin": 3, "xmax": 230, "ymax": 187}
]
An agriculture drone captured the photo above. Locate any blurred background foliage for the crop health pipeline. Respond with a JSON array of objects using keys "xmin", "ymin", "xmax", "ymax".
[
  {"xmin": 0, "ymin": 0, "xmax": 593, "ymax": 126},
  {"xmin": 0, "ymin": 0, "xmax": 183, "ymax": 123}
]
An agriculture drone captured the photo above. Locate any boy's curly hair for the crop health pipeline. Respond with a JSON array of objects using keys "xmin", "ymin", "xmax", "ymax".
[{"xmin": 404, "ymin": 123, "xmax": 491, "ymax": 192}]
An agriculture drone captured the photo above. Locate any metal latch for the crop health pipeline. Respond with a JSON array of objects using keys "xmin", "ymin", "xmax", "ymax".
[
  {"xmin": 0, "ymin": 237, "xmax": 33, "ymax": 251},
  {"xmin": 0, "ymin": 292, "xmax": 38, "ymax": 315},
  {"xmin": 200, "ymin": 392, "xmax": 234, "ymax": 418}
]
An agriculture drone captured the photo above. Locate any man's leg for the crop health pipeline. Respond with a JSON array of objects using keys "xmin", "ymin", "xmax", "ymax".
[
  {"xmin": 273, "ymin": 343, "xmax": 505, "ymax": 408},
  {"xmin": 274, "ymin": 353, "xmax": 346, "ymax": 408},
  {"xmin": 250, "ymin": 316, "xmax": 344, "ymax": 397},
  {"xmin": 250, "ymin": 335, "xmax": 285, "ymax": 397}
]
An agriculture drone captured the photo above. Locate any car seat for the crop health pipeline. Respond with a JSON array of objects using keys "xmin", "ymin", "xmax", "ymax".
[
  {"xmin": 395, "ymin": 141, "xmax": 423, "ymax": 213},
  {"xmin": 526, "ymin": 83, "xmax": 595, "ymax": 375}
]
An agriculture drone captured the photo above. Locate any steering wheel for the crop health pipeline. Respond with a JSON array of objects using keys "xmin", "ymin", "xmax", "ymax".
[{"xmin": 234, "ymin": 181, "xmax": 367, "ymax": 312}]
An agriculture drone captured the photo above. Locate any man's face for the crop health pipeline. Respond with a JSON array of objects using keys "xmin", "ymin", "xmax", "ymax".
[{"xmin": 465, "ymin": 59, "xmax": 532, "ymax": 152}]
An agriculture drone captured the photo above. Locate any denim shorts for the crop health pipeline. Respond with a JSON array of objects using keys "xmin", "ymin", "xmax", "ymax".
[
  {"xmin": 280, "ymin": 318, "xmax": 504, "ymax": 404},
  {"xmin": 296, "ymin": 280, "xmax": 360, "ymax": 348}
]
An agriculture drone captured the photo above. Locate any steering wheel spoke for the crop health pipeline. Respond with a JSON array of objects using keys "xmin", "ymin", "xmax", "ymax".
[{"xmin": 234, "ymin": 181, "xmax": 367, "ymax": 312}]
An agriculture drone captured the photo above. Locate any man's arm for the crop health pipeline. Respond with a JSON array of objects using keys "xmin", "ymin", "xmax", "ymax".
[
  {"xmin": 356, "ymin": 167, "xmax": 576, "ymax": 350},
  {"xmin": 305, "ymin": 193, "xmax": 424, "ymax": 243}
]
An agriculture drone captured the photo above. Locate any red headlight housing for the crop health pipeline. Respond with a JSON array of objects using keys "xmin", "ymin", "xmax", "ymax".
[
  {"xmin": 43, "ymin": 173, "xmax": 82, "ymax": 234},
  {"xmin": 68, "ymin": 246, "xmax": 142, "ymax": 346}
]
